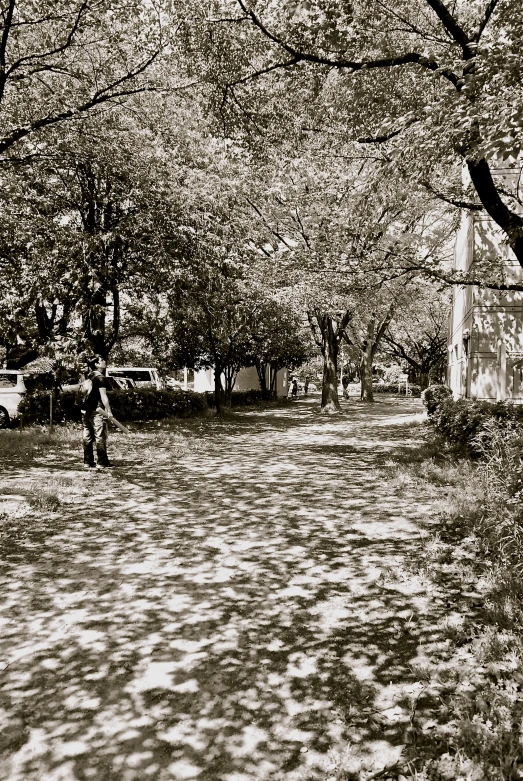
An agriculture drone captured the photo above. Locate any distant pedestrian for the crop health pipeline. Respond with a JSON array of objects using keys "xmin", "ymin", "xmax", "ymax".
[
  {"xmin": 291, "ymin": 377, "xmax": 298, "ymax": 398},
  {"xmin": 80, "ymin": 355, "xmax": 114, "ymax": 471},
  {"xmin": 342, "ymin": 373, "xmax": 350, "ymax": 399},
  {"xmin": 304, "ymin": 376, "xmax": 309, "ymax": 396}
]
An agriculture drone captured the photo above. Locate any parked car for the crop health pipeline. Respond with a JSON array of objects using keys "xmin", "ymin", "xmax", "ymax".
[
  {"xmin": 107, "ymin": 367, "xmax": 163, "ymax": 389},
  {"xmin": 61, "ymin": 374, "xmax": 135, "ymax": 393},
  {"xmin": 0, "ymin": 371, "xmax": 26, "ymax": 428}
]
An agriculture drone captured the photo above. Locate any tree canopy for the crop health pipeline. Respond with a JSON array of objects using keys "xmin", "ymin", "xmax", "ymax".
[{"xmin": 198, "ymin": 0, "xmax": 523, "ymax": 274}]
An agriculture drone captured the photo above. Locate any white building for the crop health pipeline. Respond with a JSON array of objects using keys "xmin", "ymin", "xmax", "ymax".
[
  {"xmin": 194, "ymin": 366, "xmax": 289, "ymax": 396},
  {"xmin": 448, "ymin": 168, "xmax": 523, "ymax": 401}
]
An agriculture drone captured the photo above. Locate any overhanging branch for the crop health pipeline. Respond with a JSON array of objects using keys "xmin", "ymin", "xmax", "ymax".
[{"xmin": 234, "ymin": 0, "xmax": 460, "ymax": 87}]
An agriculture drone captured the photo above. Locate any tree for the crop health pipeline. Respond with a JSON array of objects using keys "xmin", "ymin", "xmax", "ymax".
[
  {"xmin": 380, "ymin": 289, "xmax": 450, "ymax": 389},
  {"xmin": 169, "ymin": 257, "xmax": 257, "ymax": 415},
  {"xmin": 203, "ymin": 0, "xmax": 523, "ymax": 279},
  {"xmin": 0, "ymin": 109, "xmax": 193, "ymax": 366},
  {"xmin": 307, "ymin": 309, "xmax": 352, "ymax": 412},
  {"xmin": 345, "ymin": 306, "xmax": 395, "ymax": 402},
  {"xmin": 244, "ymin": 301, "xmax": 313, "ymax": 398},
  {"xmin": 237, "ymin": 145, "xmax": 438, "ymax": 410},
  {"xmin": 0, "ymin": 0, "xmax": 166, "ymax": 163}
]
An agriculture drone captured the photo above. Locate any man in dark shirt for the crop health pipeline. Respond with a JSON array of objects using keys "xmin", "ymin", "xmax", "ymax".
[{"xmin": 80, "ymin": 355, "xmax": 113, "ymax": 470}]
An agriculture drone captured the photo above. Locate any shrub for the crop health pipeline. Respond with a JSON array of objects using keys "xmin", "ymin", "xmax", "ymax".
[
  {"xmin": 18, "ymin": 388, "xmax": 209, "ymax": 425},
  {"xmin": 105, "ymin": 388, "xmax": 208, "ymax": 421},
  {"xmin": 372, "ymin": 382, "xmax": 422, "ymax": 397},
  {"xmin": 428, "ymin": 397, "xmax": 523, "ymax": 453},
  {"xmin": 18, "ymin": 391, "xmax": 65, "ymax": 425},
  {"xmin": 421, "ymin": 383, "xmax": 453, "ymax": 415},
  {"xmin": 205, "ymin": 389, "xmax": 270, "ymax": 407}
]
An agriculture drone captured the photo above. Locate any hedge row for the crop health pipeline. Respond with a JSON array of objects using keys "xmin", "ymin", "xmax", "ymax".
[
  {"xmin": 422, "ymin": 384, "xmax": 523, "ymax": 453},
  {"xmin": 372, "ymin": 383, "xmax": 422, "ymax": 397},
  {"xmin": 18, "ymin": 387, "xmax": 280, "ymax": 425},
  {"xmin": 206, "ymin": 389, "xmax": 272, "ymax": 407},
  {"xmin": 19, "ymin": 388, "xmax": 209, "ymax": 425}
]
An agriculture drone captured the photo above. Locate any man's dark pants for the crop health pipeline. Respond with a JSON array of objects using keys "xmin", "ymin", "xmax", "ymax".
[{"xmin": 82, "ymin": 409, "xmax": 109, "ymax": 466}]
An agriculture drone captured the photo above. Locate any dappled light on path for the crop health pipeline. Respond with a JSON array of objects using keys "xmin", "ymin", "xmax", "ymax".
[{"xmin": 0, "ymin": 398, "xmax": 447, "ymax": 780}]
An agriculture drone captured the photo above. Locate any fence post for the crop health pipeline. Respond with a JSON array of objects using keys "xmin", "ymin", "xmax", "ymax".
[{"xmin": 49, "ymin": 391, "xmax": 53, "ymax": 432}]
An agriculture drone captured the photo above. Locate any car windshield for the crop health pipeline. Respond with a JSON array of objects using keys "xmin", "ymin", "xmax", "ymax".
[
  {"xmin": 111, "ymin": 370, "xmax": 151, "ymax": 382},
  {"xmin": 0, "ymin": 374, "xmax": 18, "ymax": 388}
]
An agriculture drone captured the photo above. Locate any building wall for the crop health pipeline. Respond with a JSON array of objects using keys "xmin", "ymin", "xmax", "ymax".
[
  {"xmin": 193, "ymin": 366, "xmax": 289, "ymax": 396},
  {"xmin": 448, "ymin": 202, "xmax": 523, "ymax": 402}
]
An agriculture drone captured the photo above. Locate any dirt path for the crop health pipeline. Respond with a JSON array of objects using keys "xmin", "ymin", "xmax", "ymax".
[{"xmin": 0, "ymin": 397, "xmax": 447, "ymax": 781}]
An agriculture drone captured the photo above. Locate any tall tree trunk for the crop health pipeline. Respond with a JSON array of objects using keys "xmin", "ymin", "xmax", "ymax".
[
  {"xmin": 255, "ymin": 362, "xmax": 269, "ymax": 398},
  {"xmin": 269, "ymin": 364, "xmax": 279, "ymax": 395},
  {"xmin": 321, "ymin": 319, "xmax": 340, "ymax": 413},
  {"xmin": 360, "ymin": 342, "xmax": 374, "ymax": 402},
  {"xmin": 213, "ymin": 365, "xmax": 222, "ymax": 416},
  {"xmin": 224, "ymin": 366, "xmax": 237, "ymax": 406}
]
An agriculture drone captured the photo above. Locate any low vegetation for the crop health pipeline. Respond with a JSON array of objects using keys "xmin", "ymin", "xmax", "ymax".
[
  {"xmin": 17, "ymin": 387, "xmax": 290, "ymax": 426},
  {"xmin": 373, "ymin": 382, "xmax": 422, "ymax": 397},
  {"xmin": 379, "ymin": 388, "xmax": 523, "ymax": 779}
]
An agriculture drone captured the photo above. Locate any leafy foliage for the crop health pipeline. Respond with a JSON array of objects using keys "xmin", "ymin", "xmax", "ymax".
[
  {"xmin": 18, "ymin": 388, "xmax": 209, "ymax": 425},
  {"xmin": 422, "ymin": 383, "xmax": 453, "ymax": 416},
  {"xmin": 424, "ymin": 391, "xmax": 523, "ymax": 455},
  {"xmin": 203, "ymin": 0, "xmax": 523, "ymax": 278}
]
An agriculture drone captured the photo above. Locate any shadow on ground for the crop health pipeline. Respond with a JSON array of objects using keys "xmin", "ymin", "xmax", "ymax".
[{"xmin": 0, "ymin": 397, "xmax": 450, "ymax": 780}]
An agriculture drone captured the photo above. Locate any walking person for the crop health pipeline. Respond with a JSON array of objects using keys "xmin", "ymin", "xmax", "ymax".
[
  {"xmin": 304, "ymin": 376, "xmax": 309, "ymax": 396},
  {"xmin": 342, "ymin": 373, "xmax": 350, "ymax": 399},
  {"xmin": 80, "ymin": 355, "xmax": 114, "ymax": 471},
  {"xmin": 291, "ymin": 377, "xmax": 298, "ymax": 398}
]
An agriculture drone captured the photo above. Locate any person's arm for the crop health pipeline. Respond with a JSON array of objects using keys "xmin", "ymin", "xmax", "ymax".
[{"xmin": 99, "ymin": 386, "xmax": 113, "ymax": 418}]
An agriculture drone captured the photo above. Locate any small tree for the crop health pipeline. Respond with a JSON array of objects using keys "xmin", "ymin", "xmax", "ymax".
[
  {"xmin": 380, "ymin": 292, "xmax": 450, "ymax": 389},
  {"xmin": 169, "ymin": 259, "xmax": 256, "ymax": 415},
  {"xmin": 245, "ymin": 302, "xmax": 313, "ymax": 398}
]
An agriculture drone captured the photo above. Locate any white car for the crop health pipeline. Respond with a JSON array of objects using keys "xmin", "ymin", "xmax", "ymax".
[
  {"xmin": 0, "ymin": 371, "xmax": 26, "ymax": 428},
  {"xmin": 107, "ymin": 367, "xmax": 163, "ymax": 390}
]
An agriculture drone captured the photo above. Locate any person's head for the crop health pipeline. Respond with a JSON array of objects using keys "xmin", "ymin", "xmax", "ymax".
[
  {"xmin": 94, "ymin": 355, "xmax": 106, "ymax": 373},
  {"xmin": 79, "ymin": 355, "xmax": 98, "ymax": 374}
]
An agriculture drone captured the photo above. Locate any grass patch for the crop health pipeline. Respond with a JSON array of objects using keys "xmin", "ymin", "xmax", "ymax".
[
  {"xmin": 0, "ymin": 476, "xmax": 79, "ymax": 512},
  {"xmin": 0, "ymin": 425, "xmax": 78, "ymax": 460},
  {"xmin": 379, "ymin": 425, "xmax": 523, "ymax": 780},
  {"xmin": 0, "ymin": 421, "xmax": 193, "ymax": 465}
]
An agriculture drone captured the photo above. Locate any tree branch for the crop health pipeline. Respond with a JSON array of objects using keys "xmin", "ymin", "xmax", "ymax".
[
  {"xmin": 0, "ymin": 48, "xmax": 160, "ymax": 155},
  {"xmin": 474, "ymin": 0, "xmax": 499, "ymax": 41},
  {"xmin": 234, "ymin": 0, "xmax": 460, "ymax": 87},
  {"xmin": 420, "ymin": 179, "xmax": 484, "ymax": 210},
  {"xmin": 357, "ymin": 118, "xmax": 419, "ymax": 144},
  {"xmin": 423, "ymin": 0, "xmax": 473, "ymax": 56},
  {"xmin": 0, "ymin": 0, "xmax": 15, "ymax": 105},
  {"xmin": 6, "ymin": 1, "xmax": 89, "ymax": 78},
  {"xmin": 307, "ymin": 310, "xmax": 324, "ymax": 350}
]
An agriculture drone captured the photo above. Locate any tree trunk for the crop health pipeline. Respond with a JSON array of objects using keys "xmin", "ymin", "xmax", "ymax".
[
  {"xmin": 256, "ymin": 362, "xmax": 269, "ymax": 398},
  {"xmin": 321, "ymin": 319, "xmax": 341, "ymax": 413},
  {"xmin": 419, "ymin": 371, "xmax": 430, "ymax": 391},
  {"xmin": 269, "ymin": 364, "xmax": 280, "ymax": 396},
  {"xmin": 214, "ymin": 365, "xmax": 222, "ymax": 415},
  {"xmin": 224, "ymin": 366, "xmax": 237, "ymax": 406},
  {"xmin": 360, "ymin": 342, "xmax": 374, "ymax": 402}
]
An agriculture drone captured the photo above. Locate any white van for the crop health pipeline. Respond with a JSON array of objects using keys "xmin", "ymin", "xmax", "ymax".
[
  {"xmin": 0, "ymin": 371, "xmax": 26, "ymax": 427},
  {"xmin": 106, "ymin": 367, "xmax": 163, "ymax": 390}
]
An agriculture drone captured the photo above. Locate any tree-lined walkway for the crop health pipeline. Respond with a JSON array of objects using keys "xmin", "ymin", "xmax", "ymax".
[{"xmin": 0, "ymin": 398, "xmax": 450, "ymax": 780}]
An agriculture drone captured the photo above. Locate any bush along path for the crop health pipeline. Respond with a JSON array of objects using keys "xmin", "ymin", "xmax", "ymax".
[{"xmin": 0, "ymin": 396, "xmax": 483, "ymax": 781}]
